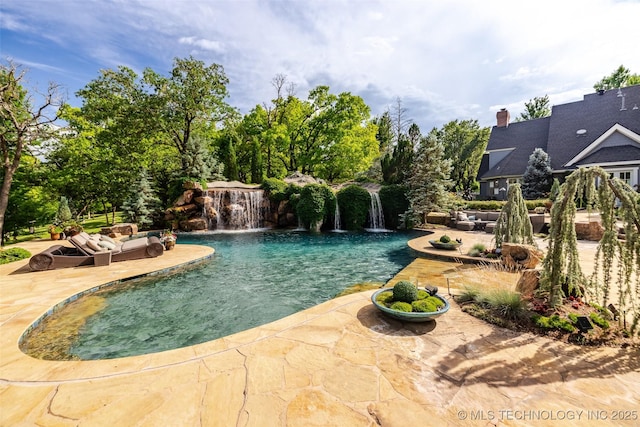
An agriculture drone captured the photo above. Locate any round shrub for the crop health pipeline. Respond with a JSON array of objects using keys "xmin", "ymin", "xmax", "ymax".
[
  {"xmin": 390, "ymin": 301, "xmax": 413, "ymax": 312},
  {"xmin": 412, "ymin": 299, "xmax": 438, "ymax": 313},
  {"xmin": 392, "ymin": 280, "xmax": 418, "ymax": 303},
  {"xmin": 336, "ymin": 185, "xmax": 371, "ymax": 230},
  {"xmin": 439, "ymin": 235, "xmax": 451, "ymax": 243}
]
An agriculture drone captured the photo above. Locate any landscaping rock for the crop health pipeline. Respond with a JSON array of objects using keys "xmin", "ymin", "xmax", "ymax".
[
  {"xmin": 501, "ymin": 243, "xmax": 543, "ymax": 270},
  {"xmin": 101, "ymin": 223, "xmax": 138, "ymax": 237},
  {"xmin": 516, "ymin": 269, "xmax": 541, "ymax": 296},
  {"xmin": 575, "ymin": 221, "xmax": 604, "ymax": 241}
]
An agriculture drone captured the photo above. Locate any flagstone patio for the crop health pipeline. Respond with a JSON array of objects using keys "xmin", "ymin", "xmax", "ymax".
[{"xmin": 1, "ymin": 235, "xmax": 638, "ymax": 426}]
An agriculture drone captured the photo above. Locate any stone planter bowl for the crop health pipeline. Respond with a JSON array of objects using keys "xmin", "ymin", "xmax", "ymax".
[
  {"xmin": 371, "ymin": 289, "xmax": 450, "ymax": 322},
  {"xmin": 428, "ymin": 240, "xmax": 461, "ymax": 250}
]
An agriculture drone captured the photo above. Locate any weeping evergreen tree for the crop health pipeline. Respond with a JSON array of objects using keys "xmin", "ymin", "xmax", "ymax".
[
  {"xmin": 493, "ymin": 183, "xmax": 535, "ymax": 248},
  {"xmin": 540, "ymin": 167, "xmax": 640, "ymax": 336},
  {"xmin": 121, "ymin": 170, "xmax": 162, "ymax": 229},
  {"xmin": 405, "ymin": 134, "xmax": 451, "ymax": 225},
  {"xmin": 521, "ymin": 148, "xmax": 552, "ymax": 199}
]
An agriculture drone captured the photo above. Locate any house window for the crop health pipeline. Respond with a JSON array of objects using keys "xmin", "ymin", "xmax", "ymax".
[{"xmin": 618, "ymin": 171, "xmax": 631, "ymax": 185}]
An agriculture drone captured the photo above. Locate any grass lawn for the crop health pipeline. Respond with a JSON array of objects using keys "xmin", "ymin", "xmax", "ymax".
[{"xmin": 5, "ymin": 212, "xmax": 124, "ymax": 246}]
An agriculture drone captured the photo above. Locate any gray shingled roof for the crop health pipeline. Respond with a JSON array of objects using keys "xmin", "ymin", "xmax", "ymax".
[
  {"xmin": 481, "ymin": 84, "xmax": 640, "ymax": 181},
  {"xmin": 576, "ymin": 145, "xmax": 640, "ymax": 166},
  {"xmin": 547, "ymin": 85, "xmax": 640, "ymax": 170},
  {"xmin": 481, "ymin": 117, "xmax": 549, "ymax": 179}
]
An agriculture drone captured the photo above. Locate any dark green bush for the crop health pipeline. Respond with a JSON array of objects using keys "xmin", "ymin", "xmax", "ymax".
[
  {"xmin": 390, "ymin": 301, "xmax": 413, "ymax": 312},
  {"xmin": 439, "ymin": 235, "xmax": 451, "ymax": 243},
  {"xmin": 378, "ymin": 184, "xmax": 409, "ymax": 229},
  {"xmin": 465, "ymin": 200, "xmax": 505, "ymax": 211},
  {"xmin": 261, "ymin": 178, "xmax": 288, "ymax": 202},
  {"xmin": 336, "ymin": 185, "xmax": 371, "ymax": 230},
  {"xmin": 0, "ymin": 247, "xmax": 31, "ymax": 265},
  {"xmin": 392, "ymin": 280, "xmax": 418, "ymax": 303},
  {"xmin": 296, "ymin": 184, "xmax": 335, "ymax": 230}
]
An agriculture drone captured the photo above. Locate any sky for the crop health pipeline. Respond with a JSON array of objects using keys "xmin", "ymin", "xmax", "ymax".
[{"xmin": 2, "ymin": 0, "xmax": 640, "ymax": 132}]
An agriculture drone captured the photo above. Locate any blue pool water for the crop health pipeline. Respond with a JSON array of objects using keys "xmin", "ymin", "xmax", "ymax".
[{"xmin": 69, "ymin": 230, "xmax": 426, "ymax": 359}]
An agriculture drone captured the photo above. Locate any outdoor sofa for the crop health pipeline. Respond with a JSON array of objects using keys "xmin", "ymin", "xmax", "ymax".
[{"xmin": 29, "ymin": 232, "xmax": 164, "ymax": 271}]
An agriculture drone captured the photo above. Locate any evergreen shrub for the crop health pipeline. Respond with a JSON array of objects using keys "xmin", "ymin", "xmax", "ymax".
[
  {"xmin": 296, "ymin": 184, "xmax": 335, "ymax": 230},
  {"xmin": 261, "ymin": 178, "xmax": 288, "ymax": 202},
  {"xmin": 378, "ymin": 184, "xmax": 409, "ymax": 229},
  {"xmin": 336, "ymin": 185, "xmax": 371, "ymax": 230}
]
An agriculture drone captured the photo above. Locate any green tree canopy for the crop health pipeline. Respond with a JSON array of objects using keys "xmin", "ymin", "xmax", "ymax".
[
  {"xmin": 593, "ymin": 65, "xmax": 640, "ymax": 91},
  {"xmin": 516, "ymin": 95, "xmax": 551, "ymax": 122},
  {"xmin": 429, "ymin": 119, "xmax": 489, "ymax": 192}
]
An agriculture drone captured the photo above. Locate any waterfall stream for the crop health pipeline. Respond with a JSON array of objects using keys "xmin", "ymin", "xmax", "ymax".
[
  {"xmin": 367, "ymin": 191, "xmax": 386, "ymax": 231},
  {"xmin": 205, "ymin": 189, "xmax": 265, "ymax": 230}
]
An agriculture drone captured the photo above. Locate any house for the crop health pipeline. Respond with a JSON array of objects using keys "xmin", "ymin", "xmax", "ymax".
[{"xmin": 478, "ymin": 84, "xmax": 640, "ymax": 199}]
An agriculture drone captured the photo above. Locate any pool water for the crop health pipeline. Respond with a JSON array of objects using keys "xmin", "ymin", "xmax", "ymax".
[{"xmin": 68, "ymin": 230, "xmax": 426, "ymax": 359}]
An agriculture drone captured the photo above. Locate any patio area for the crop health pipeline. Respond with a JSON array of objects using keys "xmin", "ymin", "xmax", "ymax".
[{"xmin": 1, "ymin": 236, "xmax": 638, "ymax": 426}]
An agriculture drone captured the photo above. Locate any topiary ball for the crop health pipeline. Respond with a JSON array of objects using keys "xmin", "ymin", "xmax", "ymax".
[
  {"xmin": 392, "ymin": 280, "xmax": 418, "ymax": 303},
  {"xmin": 439, "ymin": 235, "xmax": 451, "ymax": 243}
]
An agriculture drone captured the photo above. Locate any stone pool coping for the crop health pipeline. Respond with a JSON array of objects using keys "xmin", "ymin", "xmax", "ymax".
[{"xmin": 1, "ymin": 237, "xmax": 639, "ymax": 425}]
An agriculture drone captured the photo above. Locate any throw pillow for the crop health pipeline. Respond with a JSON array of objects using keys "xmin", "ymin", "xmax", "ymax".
[
  {"xmin": 86, "ymin": 239, "xmax": 103, "ymax": 252},
  {"xmin": 100, "ymin": 235, "xmax": 116, "ymax": 244},
  {"xmin": 98, "ymin": 240, "xmax": 116, "ymax": 250}
]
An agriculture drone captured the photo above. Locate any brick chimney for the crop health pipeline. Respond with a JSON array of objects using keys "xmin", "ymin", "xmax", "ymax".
[{"xmin": 496, "ymin": 108, "xmax": 510, "ymax": 127}]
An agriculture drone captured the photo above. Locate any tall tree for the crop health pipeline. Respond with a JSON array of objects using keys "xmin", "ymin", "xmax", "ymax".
[
  {"xmin": 593, "ymin": 65, "xmax": 640, "ymax": 91},
  {"xmin": 516, "ymin": 95, "xmax": 551, "ymax": 122},
  {"xmin": 0, "ymin": 62, "xmax": 62, "ymax": 242},
  {"xmin": 431, "ymin": 120, "xmax": 490, "ymax": 192},
  {"xmin": 406, "ymin": 134, "xmax": 452, "ymax": 225},
  {"xmin": 143, "ymin": 56, "xmax": 234, "ymax": 174},
  {"xmin": 521, "ymin": 148, "xmax": 553, "ymax": 199}
]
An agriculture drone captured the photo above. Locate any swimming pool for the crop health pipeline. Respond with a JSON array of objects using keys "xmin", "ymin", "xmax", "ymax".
[{"xmin": 64, "ymin": 230, "xmax": 426, "ymax": 359}]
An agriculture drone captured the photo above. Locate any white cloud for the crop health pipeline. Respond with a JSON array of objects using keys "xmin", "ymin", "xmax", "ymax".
[
  {"xmin": 178, "ymin": 37, "xmax": 225, "ymax": 53},
  {"xmin": 2, "ymin": 0, "xmax": 640, "ymax": 131}
]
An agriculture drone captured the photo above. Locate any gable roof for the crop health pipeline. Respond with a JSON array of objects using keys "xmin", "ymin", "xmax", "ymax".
[
  {"xmin": 481, "ymin": 117, "xmax": 550, "ymax": 179},
  {"xmin": 565, "ymin": 123, "xmax": 640, "ymax": 167},
  {"xmin": 481, "ymin": 84, "xmax": 640, "ymax": 180},
  {"xmin": 546, "ymin": 85, "xmax": 640, "ymax": 170}
]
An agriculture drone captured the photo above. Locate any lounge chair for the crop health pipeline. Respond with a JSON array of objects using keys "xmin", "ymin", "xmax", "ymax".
[{"xmin": 29, "ymin": 233, "xmax": 164, "ymax": 271}]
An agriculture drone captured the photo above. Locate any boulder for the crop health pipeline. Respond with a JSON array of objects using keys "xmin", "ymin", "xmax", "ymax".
[
  {"xmin": 101, "ymin": 223, "xmax": 138, "ymax": 237},
  {"xmin": 516, "ymin": 269, "xmax": 541, "ymax": 296},
  {"xmin": 575, "ymin": 221, "xmax": 604, "ymax": 241},
  {"xmin": 501, "ymin": 243, "xmax": 543, "ymax": 270},
  {"xmin": 179, "ymin": 218, "xmax": 208, "ymax": 231},
  {"xmin": 170, "ymin": 204, "xmax": 198, "ymax": 214},
  {"xmin": 183, "ymin": 180, "xmax": 203, "ymax": 191}
]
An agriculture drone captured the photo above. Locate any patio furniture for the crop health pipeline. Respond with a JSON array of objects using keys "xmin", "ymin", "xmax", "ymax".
[{"xmin": 29, "ymin": 233, "xmax": 164, "ymax": 271}]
